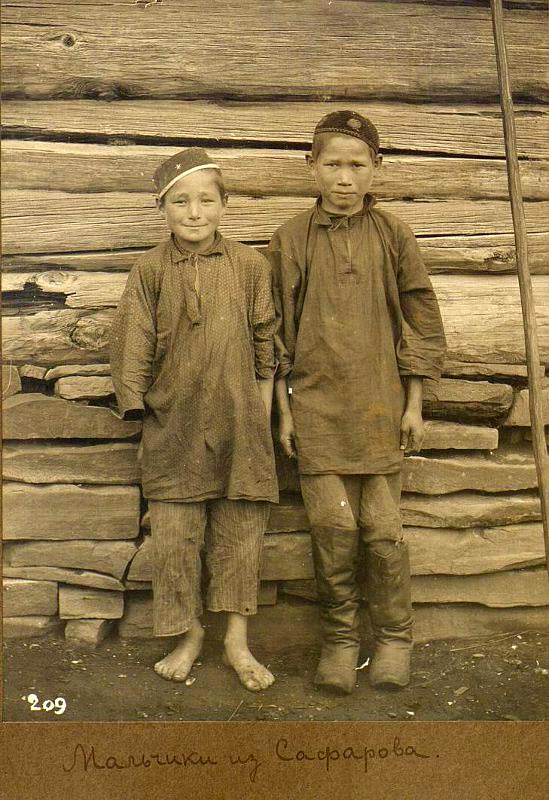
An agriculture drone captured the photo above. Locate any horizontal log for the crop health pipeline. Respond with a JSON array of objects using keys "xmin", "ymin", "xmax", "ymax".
[
  {"xmin": 4, "ymin": 99, "xmax": 548, "ymax": 159},
  {"xmin": 2, "ymin": 394, "xmax": 141, "ymax": 438},
  {"xmin": 411, "ymin": 568, "xmax": 549, "ymax": 608},
  {"xmin": 3, "ymin": 232, "xmax": 549, "ymax": 276},
  {"xmin": 2, "ymin": 442, "xmax": 139, "ymax": 484},
  {"xmin": 3, "ymin": 616, "xmax": 63, "ymax": 639},
  {"xmin": 3, "ymin": 191, "xmax": 549, "ymax": 254},
  {"xmin": 503, "ymin": 387, "xmax": 549, "ymax": 426},
  {"xmin": 402, "ymin": 491, "xmax": 541, "ymax": 528},
  {"xmin": 442, "ymin": 360, "xmax": 545, "ymax": 381},
  {"xmin": 2, "ymin": 364, "xmax": 21, "ymax": 397},
  {"xmin": 3, "ymin": 578, "xmax": 58, "ymax": 617},
  {"xmin": 422, "ymin": 421, "xmax": 498, "ymax": 450},
  {"xmin": 432, "ymin": 275, "xmax": 549, "ymax": 365},
  {"xmin": 58, "ymin": 585, "xmax": 124, "ymax": 620},
  {"xmin": 4, "ymin": 275, "xmax": 549, "ymax": 368},
  {"xmin": 3, "ymin": 139, "xmax": 548, "ymax": 200},
  {"xmin": 402, "ymin": 450, "xmax": 537, "ymax": 494},
  {"xmin": 117, "ymin": 595, "xmax": 549, "ymax": 642},
  {"xmin": 2, "ymin": 310, "xmax": 114, "ymax": 365},
  {"xmin": 423, "ymin": 379, "xmax": 513, "ymax": 423},
  {"xmin": 280, "ymin": 567, "xmax": 549, "ymax": 607},
  {"xmin": 401, "ymin": 604, "xmax": 549, "ymax": 641},
  {"xmin": 45, "ymin": 364, "xmax": 111, "ymax": 380},
  {"xmin": 2, "ymin": 565, "xmax": 124, "ymax": 592},
  {"xmin": 406, "ymin": 523, "xmax": 547, "ymax": 574},
  {"xmin": 3, "ymin": 482, "xmax": 140, "ymax": 540},
  {"xmin": 54, "ymin": 375, "xmax": 114, "ymax": 400},
  {"xmin": 4, "ymin": 540, "xmax": 138, "ymax": 580},
  {"xmin": 2, "ymin": 3, "xmax": 546, "ymax": 101}
]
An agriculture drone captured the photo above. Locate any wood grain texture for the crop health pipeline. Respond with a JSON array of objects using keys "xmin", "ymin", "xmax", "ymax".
[
  {"xmin": 58, "ymin": 585, "xmax": 124, "ymax": 620},
  {"xmin": 403, "ymin": 450, "xmax": 538, "ymax": 494},
  {"xmin": 4, "ymin": 275, "xmax": 548, "ymax": 366},
  {"xmin": 281, "ymin": 567, "xmax": 549, "ymax": 607},
  {"xmin": 406, "ymin": 522, "xmax": 547, "ymax": 574},
  {"xmin": 4, "ymin": 99, "xmax": 548, "ymax": 158},
  {"xmin": 2, "ymin": 2, "xmax": 546, "ymax": 101},
  {"xmin": 3, "ymin": 139, "xmax": 548, "ymax": 200},
  {"xmin": 2, "ymin": 309, "xmax": 115, "ymax": 364},
  {"xmin": 4, "ymin": 540, "xmax": 138, "ymax": 579},
  {"xmin": 3, "ymin": 482, "xmax": 141, "ymax": 540},
  {"xmin": 2, "ymin": 565, "xmax": 125, "ymax": 592},
  {"xmin": 2, "ymin": 441, "xmax": 139, "ymax": 484},
  {"xmin": 411, "ymin": 568, "xmax": 549, "ymax": 608},
  {"xmin": 422, "ymin": 378, "xmax": 513, "ymax": 423},
  {"xmin": 3, "ymin": 232, "xmax": 548, "ymax": 274},
  {"xmin": 3, "ymin": 190, "xmax": 548, "ymax": 254},
  {"xmin": 402, "ymin": 490, "xmax": 541, "ymax": 528},
  {"xmin": 2, "ymin": 394, "xmax": 141, "ymax": 438}
]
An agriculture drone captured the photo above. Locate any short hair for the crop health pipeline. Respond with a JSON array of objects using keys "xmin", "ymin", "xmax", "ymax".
[
  {"xmin": 311, "ymin": 131, "xmax": 378, "ymax": 161},
  {"xmin": 158, "ymin": 170, "xmax": 227, "ymax": 208}
]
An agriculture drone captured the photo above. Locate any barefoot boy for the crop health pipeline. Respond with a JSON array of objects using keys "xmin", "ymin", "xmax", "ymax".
[
  {"xmin": 268, "ymin": 111, "xmax": 446, "ymax": 694},
  {"xmin": 111, "ymin": 148, "xmax": 277, "ymax": 692}
]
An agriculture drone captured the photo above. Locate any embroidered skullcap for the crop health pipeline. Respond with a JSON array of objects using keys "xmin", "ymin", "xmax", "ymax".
[
  {"xmin": 313, "ymin": 110, "xmax": 380, "ymax": 154},
  {"xmin": 153, "ymin": 147, "xmax": 220, "ymax": 199}
]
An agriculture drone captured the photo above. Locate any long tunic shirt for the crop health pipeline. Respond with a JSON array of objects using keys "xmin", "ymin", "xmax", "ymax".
[
  {"xmin": 267, "ymin": 196, "xmax": 446, "ymax": 476},
  {"xmin": 110, "ymin": 234, "xmax": 278, "ymax": 503}
]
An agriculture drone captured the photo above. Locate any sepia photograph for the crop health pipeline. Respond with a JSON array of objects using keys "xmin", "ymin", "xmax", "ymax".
[{"xmin": 1, "ymin": 0, "xmax": 548, "ymax": 796}]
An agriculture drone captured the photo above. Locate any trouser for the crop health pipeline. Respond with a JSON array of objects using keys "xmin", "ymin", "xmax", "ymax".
[
  {"xmin": 300, "ymin": 473, "xmax": 412, "ymax": 648},
  {"xmin": 148, "ymin": 498, "xmax": 270, "ymax": 637}
]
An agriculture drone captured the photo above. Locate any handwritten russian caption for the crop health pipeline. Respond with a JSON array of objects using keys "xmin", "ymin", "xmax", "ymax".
[{"xmin": 63, "ymin": 737, "xmax": 433, "ymax": 783}]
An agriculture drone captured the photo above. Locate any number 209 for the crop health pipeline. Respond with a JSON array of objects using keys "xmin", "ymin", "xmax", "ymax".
[{"xmin": 27, "ymin": 694, "xmax": 66, "ymax": 715}]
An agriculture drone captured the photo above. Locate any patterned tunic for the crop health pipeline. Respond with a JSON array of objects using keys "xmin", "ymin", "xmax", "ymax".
[
  {"xmin": 110, "ymin": 233, "xmax": 278, "ymax": 503},
  {"xmin": 267, "ymin": 197, "xmax": 446, "ymax": 476}
]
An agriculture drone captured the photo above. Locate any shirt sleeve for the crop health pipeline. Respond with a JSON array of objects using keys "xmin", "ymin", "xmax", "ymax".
[
  {"xmin": 251, "ymin": 255, "xmax": 277, "ymax": 380},
  {"xmin": 265, "ymin": 231, "xmax": 295, "ymax": 380},
  {"xmin": 395, "ymin": 222, "xmax": 447, "ymax": 380},
  {"xmin": 110, "ymin": 260, "xmax": 158, "ymax": 419}
]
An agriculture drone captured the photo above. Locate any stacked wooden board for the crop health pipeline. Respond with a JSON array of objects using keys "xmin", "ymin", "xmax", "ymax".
[{"xmin": 2, "ymin": 0, "xmax": 548, "ymax": 645}]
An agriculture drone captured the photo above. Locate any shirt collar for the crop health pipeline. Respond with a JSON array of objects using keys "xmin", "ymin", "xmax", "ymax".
[
  {"xmin": 169, "ymin": 231, "xmax": 225, "ymax": 262},
  {"xmin": 312, "ymin": 194, "xmax": 376, "ymax": 228}
]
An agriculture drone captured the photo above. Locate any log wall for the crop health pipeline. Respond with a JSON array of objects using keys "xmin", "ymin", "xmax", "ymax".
[{"xmin": 2, "ymin": 0, "xmax": 549, "ymax": 645}]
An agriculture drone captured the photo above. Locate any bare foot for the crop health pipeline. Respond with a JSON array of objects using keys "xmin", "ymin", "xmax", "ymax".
[
  {"xmin": 154, "ymin": 623, "xmax": 204, "ymax": 682},
  {"xmin": 223, "ymin": 642, "xmax": 275, "ymax": 692}
]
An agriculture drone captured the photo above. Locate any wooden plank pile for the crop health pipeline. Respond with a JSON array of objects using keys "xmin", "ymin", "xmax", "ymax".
[{"xmin": 2, "ymin": 0, "xmax": 548, "ymax": 645}]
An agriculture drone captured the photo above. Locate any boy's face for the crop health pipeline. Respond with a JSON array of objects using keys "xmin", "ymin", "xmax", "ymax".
[
  {"xmin": 159, "ymin": 170, "xmax": 226, "ymax": 252},
  {"xmin": 307, "ymin": 135, "xmax": 382, "ymax": 216}
]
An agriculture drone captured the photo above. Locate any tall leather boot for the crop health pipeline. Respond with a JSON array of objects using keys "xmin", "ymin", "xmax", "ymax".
[
  {"xmin": 362, "ymin": 538, "xmax": 413, "ymax": 690},
  {"xmin": 311, "ymin": 526, "xmax": 361, "ymax": 695}
]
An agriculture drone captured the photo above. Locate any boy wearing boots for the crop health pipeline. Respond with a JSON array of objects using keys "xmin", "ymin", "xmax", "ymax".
[{"xmin": 268, "ymin": 111, "xmax": 446, "ymax": 694}]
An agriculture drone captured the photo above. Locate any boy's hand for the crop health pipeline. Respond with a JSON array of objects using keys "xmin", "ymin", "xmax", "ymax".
[
  {"xmin": 400, "ymin": 408, "xmax": 424, "ymax": 454},
  {"xmin": 279, "ymin": 412, "xmax": 297, "ymax": 459}
]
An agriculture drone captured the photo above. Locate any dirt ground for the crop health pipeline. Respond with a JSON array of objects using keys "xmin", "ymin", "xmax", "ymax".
[{"xmin": 3, "ymin": 628, "xmax": 548, "ymax": 722}]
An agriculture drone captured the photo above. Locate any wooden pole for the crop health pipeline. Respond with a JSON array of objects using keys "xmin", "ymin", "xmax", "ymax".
[{"xmin": 490, "ymin": 0, "xmax": 549, "ymax": 581}]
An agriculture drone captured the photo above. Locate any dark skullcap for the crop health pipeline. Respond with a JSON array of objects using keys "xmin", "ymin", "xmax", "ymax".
[
  {"xmin": 153, "ymin": 147, "xmax": 220, "ymax": 199},
  {"xmin": 313, "ymin": 110, "xmax": 380, "ymax": 154}
]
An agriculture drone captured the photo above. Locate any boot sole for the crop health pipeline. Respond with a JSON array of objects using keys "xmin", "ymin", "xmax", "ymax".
[
  {"xmin": 370, "ymin": 678, "xmax": 409, "ymax": 691},
  {"xmin": 313, "ymin": 675, "xmax": 355, "ymax": 695}
]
